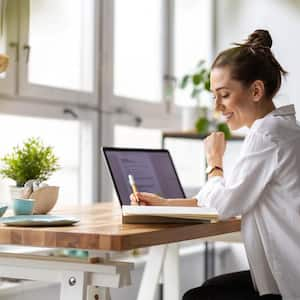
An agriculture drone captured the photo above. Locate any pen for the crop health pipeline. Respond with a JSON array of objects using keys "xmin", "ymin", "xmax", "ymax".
[{"xmin": 128, "ymin": 174, "xmax": 140, "ymax": 205}]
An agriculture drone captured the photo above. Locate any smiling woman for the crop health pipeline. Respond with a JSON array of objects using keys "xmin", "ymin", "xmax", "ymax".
[
  {"xmin": 210, "ymin": 30, "xmax": 287, "ymax": 131},
  {"xmin": 130, "ymin": 29, "xmax": 300, "ymax": 300}
]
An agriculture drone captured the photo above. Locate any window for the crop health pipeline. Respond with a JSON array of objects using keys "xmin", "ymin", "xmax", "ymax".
[
  {"xmin": 100, "ymin": 1, "xmax": 213, "ymax": 200},
  {"xmin": 0, "ymin": 0, "xmax": 98, "ymax": 104},
  {"xmin": 114, "ymin": 0, "xmax": 163, "ymax": 102},
  {"xmin": 28, "ymin": 0, "xmax": 95, "ymax": 92},
  {"xmin": 0, "ymin": 115, "xmax": 80, "ymax": 205},
  {"xmin": 174, "ymin": 0, "xmax": 213, "ymax": 106},
  {"xmin": 0, "ymin": 0, "xmax": 99, "ymax": 205}
]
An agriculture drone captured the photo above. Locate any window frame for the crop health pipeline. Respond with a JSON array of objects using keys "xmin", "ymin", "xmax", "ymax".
[
  {"xmin": 0, "ymin": 0, "xmax": 18, "ymax": 95},
  {"xmin": 0, "ymin": 0, "xmax": 102, "ymax": 204},
  {"xmin": 17, "ymin": 0, "xmax": 99, "ymax": 105},
  {"xmin": 99, "ymin": 0, "xmax": 182, "ymax": 201}
]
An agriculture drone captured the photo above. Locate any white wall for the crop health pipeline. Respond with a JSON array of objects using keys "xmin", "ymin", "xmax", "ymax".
[{"xmin": 215, "ymin": 0, "xmax": 300, "ymax": 116}]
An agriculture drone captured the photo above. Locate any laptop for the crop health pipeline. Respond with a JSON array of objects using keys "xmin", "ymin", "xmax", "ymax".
[{"xmin": 102, "ymin": 147, "xmax": 186, "ymax": 207}]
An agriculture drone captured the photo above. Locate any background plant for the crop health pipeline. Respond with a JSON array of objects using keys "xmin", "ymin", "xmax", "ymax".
[
  {"xmin": 179, "ymin": 59, "xmax": 211, "ymax": 105},
  {"xmin": 0, "ymin": 137, "xmax": 60, "ymax": 187}
]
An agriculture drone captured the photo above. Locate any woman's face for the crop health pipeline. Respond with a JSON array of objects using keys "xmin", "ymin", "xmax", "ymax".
[{"xmin": 210, "ymin": 66, "xmax": 256, "ymax": 130}]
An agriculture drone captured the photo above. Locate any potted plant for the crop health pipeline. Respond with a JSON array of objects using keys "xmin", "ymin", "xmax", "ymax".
[
  {"xmin": 179, "ymin": 60, "xmax": 231, "ymax": 139},
  {"xmin": 0, "ymin": 137, "xmax": 60, "ymax": 205}
]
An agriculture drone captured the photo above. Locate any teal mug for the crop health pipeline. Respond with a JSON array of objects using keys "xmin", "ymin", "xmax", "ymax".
[{"xmin": 13, "ymin": 198, "xmax": 35, "ymax": 215}]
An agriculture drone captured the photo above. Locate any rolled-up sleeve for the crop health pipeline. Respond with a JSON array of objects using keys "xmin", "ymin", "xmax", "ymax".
[{"xmin": 195, "ymin": 132, "xmax": 278, "ymax": 220}]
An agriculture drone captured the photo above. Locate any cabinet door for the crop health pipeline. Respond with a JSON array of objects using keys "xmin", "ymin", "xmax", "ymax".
[
  {"xmin": 18, "ymin": 0, "xmax": 99, "ymax": 105},
  {"xmin": 0, "ymin": 0, "xmax": 18, "ymax": 95}
]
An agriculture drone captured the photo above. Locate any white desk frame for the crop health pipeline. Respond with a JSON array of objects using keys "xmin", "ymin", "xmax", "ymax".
[
  {"xmin": 0, "ymin": 232, "xmax": 241, "ymax": 300},
  {"xmin": 0, "ymin": 250, "xmax": 132, "ymax": 300},
  {"xmin": 138, "ymin": 232, "xmax": 242, "ymax": 300}
]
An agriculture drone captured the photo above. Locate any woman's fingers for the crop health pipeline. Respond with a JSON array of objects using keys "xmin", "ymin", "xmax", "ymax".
[
  {"xmin": 130, "ymin": 192, "xmax": 164, "ymax": 206},
  {"xmin": 204, "ymin": 131, "xmax": 226, "ymax": 166},
  {"xmin": 130, "ymin": 193, "xmax": 140, "ymax": 205},
  {"xmin": 130, "ymin": 193, "xmax": 148, "ymax": 205}
]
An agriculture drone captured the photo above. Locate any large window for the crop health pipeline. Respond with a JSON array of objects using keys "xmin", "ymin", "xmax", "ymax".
[
  {"xmin": 28, "ymin": 0, "xmax": 95, "ymax": 92},
  {"xmin": 100, "ymin": 1, "xmax": 214, "ymax": 200},
  {"xmin": 0, "ymin": 0, "xmax": 98, "ymax": 103},
  {"xmin": 114, "ymin": 0, "xmax": 163, "ymax": 102},
  {"xmin": 0, "ymin": 0, "xmax": 99, "ymax": 205},
  {"xmin": 174, "ymin": 0, "xmax": 213, "ymax": 106},
  {"xmin": 0, "ymin": 1, "xmax": 214, "ymax": 203},
  {"xmin": 0, "ymin": 115, "xmax": 80, "ymax": 205}
]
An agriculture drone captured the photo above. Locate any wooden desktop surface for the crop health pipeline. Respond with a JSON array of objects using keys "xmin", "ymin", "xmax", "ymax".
[{"xmin": 0, "ymin": 203, "xmax": 241, "ymax": 251}]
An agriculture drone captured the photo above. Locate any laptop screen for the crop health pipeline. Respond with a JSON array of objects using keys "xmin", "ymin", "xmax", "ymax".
[{"xmin": 102, "ymin": 147, "xmax": 186, "ymax": 205}]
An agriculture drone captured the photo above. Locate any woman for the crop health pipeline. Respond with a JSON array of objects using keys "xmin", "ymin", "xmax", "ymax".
[{"xmin": 131, "ymin": 30, "xmax": 300, "ymax": 299}]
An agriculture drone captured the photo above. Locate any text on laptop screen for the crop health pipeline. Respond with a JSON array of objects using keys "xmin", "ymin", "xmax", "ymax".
[{"xmin": 104, "ymin": 149, "xmax": 185, "ymax": 205}]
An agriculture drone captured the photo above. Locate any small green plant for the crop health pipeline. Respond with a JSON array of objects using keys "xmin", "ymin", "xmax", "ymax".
[
  {"xmin": 179, "ymin": 60, "xmax": 211, "ymax": 103},
  {"xmin": 0, "ymin": 137, "xmax": 60, "ymax": 187}
]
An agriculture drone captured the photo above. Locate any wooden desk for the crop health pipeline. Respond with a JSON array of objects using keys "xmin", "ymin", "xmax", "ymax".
[{"xmin": 0, "ymin": 203, "xmax": 241, "ymax": 300}]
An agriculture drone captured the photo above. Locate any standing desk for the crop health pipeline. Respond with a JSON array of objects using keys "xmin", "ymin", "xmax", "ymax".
[{"xmin": 0, "ymin": 202, "xmax": 241, "ymax": 300}]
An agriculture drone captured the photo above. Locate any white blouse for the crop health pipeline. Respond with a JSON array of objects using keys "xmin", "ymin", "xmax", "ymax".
[{"xmin": 195, "ymin": 105, "xmax": 300, "ymax": 299}]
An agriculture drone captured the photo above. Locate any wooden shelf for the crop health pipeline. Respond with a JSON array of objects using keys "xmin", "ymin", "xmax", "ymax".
[{"xmin": 162, "ymin": 130, "xmax": 244, "ymax": 141}]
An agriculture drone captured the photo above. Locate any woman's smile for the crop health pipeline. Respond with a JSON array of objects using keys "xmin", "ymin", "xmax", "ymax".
[{"xmin": 222, "ymin": 112, "xmax": 234, "ymax": 122}]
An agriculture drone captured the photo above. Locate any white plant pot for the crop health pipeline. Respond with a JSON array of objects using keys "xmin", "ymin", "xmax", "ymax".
[
  {"xmin": 10, "ymin": 186, "xmax": 24, "ymax": 201},
  {"xmin": 181, "ymin": 106, "xmax": 199, "ymax": 131}
]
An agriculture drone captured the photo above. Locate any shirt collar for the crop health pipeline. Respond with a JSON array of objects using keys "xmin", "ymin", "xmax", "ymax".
[
  {"xmin": 250, "ymin": 105, "xmax": 296, "ymax": 132},
  {"xmin": 269, "ymin": 104, "xmax": 295, "ymax": 117}
]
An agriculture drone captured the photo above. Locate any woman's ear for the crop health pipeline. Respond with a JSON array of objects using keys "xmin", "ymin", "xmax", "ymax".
[{"xmin": 251, "ymin": 80, "xmax": 265, "ymax": 102}]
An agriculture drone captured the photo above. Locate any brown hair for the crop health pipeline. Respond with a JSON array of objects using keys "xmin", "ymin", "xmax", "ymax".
[{"xmin": 212, "ymin": 29, "xmax": 287, "ymax": 99}]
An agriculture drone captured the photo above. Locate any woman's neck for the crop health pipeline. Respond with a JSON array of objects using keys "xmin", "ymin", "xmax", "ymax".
[{"xmin": 248, "ymin": 101, "xmax": 276, "ymax": 127}]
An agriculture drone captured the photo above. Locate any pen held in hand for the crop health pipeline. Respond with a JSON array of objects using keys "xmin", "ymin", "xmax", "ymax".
[{"xmin": 128, "ymin": 174, "xmax": 140, "ymax": 205}]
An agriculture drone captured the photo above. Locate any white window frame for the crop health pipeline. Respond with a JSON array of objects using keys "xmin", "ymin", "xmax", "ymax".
[
  {"xmin": 99, "ymin": 0, "xmax": 181, "ymax": 201},
  {"xmin": 99, "ymin": 0, "xmax": 216, "ymax": 201},
  {"xmin": 0, "ymin": 96, "xmax": 100, "ymax": 204},
  {"xmin": 0, "ymin": 0, "xmax": 18, "ymax": 95},
  {"xmin": 100, "ymin": 0, "xmax": 180, "ymax": 131},
  {"xmin": 0, "ymin": 0, "xmax": 99, "ymax": 106},
  {"xmin": 0, "ymin": 0, "xmax": 102, "ymax": 204}
]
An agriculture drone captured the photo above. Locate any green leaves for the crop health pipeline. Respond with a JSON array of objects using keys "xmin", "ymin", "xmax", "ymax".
[
  {"xmin": 195, "ymin": 117, "xmax": 209, "ymax": 135},
  {"xmin": 179, "ymin": 61, "xmax": 211, "ymax": 101},
  {"xmin": 0, "ymin": 137, "xmax": 60, "ymax": 187},
  {"xmin": 217, "ymin": 123, "xmax": 231, "ymax": 140},
  {"xmin": 180, "ymin": 75, "xmax": 189, "ymax": 89}
]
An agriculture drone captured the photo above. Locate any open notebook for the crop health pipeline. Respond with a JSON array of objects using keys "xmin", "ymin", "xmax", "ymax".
[{"xmin": 122, "ymin": 205, "xmax": 219, "ymax": 224}]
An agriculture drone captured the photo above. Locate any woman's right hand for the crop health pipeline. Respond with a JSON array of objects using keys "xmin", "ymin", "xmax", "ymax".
[{"xmin": 130, "ymin": 192, "xmax": 168, "ymax": 206}]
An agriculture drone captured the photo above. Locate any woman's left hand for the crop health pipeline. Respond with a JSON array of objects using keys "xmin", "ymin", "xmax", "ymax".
[{"xmin": 204, "ymin": 132, "xmax": 226, "ymax": 167}]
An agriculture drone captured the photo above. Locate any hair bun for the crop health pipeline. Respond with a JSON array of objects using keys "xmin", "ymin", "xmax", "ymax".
[{"xmin": 245, "ymin": 29, "xmax": 272, "ymax": 49}]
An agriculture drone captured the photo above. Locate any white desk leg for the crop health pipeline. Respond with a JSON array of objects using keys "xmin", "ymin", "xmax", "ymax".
[
  {"xmin": 87, "ymin": 286, "xmax": 111, "ymax": 300},
  {"xmin": 60, "ymin": 271, "xmax": 87, "ymax": 300},
  {"xmin": 163, "ymin": 243, "xmax": 180, "ymax": 300},
  {"xmin": 87, "ymin": 251, "xmax": 112, "ymax": 300},
  {"xmin": 137, "ymin": 245, "xmax": 167, "ymax": 300}
]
